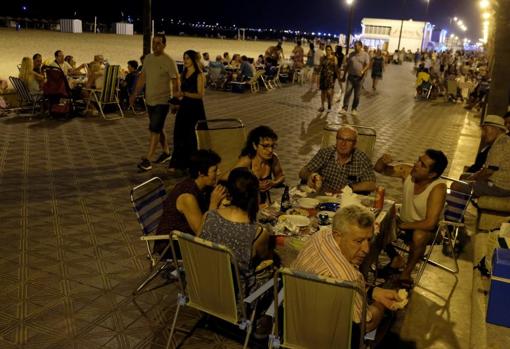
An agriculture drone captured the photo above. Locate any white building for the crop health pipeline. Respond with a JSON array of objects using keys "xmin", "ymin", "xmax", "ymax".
[{"xmin": 360, "ymin": 18, "xmax": 434, "ymax": 52}]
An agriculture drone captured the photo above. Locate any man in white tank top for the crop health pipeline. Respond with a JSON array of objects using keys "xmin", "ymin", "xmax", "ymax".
[{"xmin": 374, "ymin": 149, "xmax": 448, "ymax": 287}]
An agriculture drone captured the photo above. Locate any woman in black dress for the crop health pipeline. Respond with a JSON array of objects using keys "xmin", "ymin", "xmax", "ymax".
[
  {"xmin": 371, "ymin": 49, "xmax": 385, "ymax": 92},
  {"xmin": 169, "ymin": 50, "xmax": 207, "ymax": 174}
]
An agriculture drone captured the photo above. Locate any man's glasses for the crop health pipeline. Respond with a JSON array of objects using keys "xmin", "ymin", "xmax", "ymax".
[{"xmin": 336, "ymin": 137, "xmax": 356, "ymax": 143}]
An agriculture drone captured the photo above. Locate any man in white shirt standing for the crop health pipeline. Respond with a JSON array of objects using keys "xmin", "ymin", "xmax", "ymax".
[{"xmin": 131, "ymin": 34, "xmax": 180, "ymax": 171}]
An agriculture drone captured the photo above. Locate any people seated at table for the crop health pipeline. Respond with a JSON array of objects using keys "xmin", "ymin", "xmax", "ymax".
[
  {"xmin": 120, "ymin": 60, "xmax": 139, "ymax": 108},
  {"xmin": 228, "ymin": 125, "xmax": 285, "ymax": 204},
  {"xmin": 222, "ymin": 52, "xmax": 231, "ymax": 65},
  {"xmin": 239, "ymin": 55, "xmax": 254, "ymax": 81},
  {"xmin": 207, "ymin": 55, "xmax": 227, "ymax": 88},
  {"xmin": 454, "ymin": 115, "xmax": 510, "ymax": 198},
  {"xmin": 32, "ymin": 54, "xmax": 45, "ymax": 84},
  {"xmin": 19, "ymin": 56, "xmax": 44, "ymax": 93},
  {"xmin": 49, "ymin": 50, "xmax": 75, "ymax": 76},
  {"xmin": 154, "ymin": 150, "xmax": 226, "ymax": 256},
  {"xmin": 299, "ymin": 126, "xmax": 376, "ymax": 194},
  {"xmin": 201, "ymin": 52, "xmax": 210, "ymax": 71},
  {"xmin": 256, "ymin": 55, "xmax": 265, "ymax": 67},
  {"xmin": 265, "ymin": 41, "xmax": 284, "ymax": 66},
  {"xmin": 292, "ymin": 205, "xmax": 403, "ymax": 333},
  {"xmin": 200, "ymin": 167, "xmax": 272, "ymax": 292},
  {"xmin": 374, "ymin": 149, "xmax": 448, "ymax": 288},
  {"xmin": 230, "ymin": 54, "xmax": 241, "ymax": 69}
]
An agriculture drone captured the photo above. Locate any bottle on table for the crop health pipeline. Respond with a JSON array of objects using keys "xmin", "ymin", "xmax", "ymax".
[
  {"xmin": 280, "ymin": 185, "xmax": 292, "ymax": 212},
  {"xmin": 374, "ymin": 186, "xmax": 385, "ymax": 210}
]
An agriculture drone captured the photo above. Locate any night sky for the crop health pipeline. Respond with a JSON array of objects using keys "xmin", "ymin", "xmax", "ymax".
[{"xmin": 5, "ymin": 0, "xmax": 482, "ymax": 40}]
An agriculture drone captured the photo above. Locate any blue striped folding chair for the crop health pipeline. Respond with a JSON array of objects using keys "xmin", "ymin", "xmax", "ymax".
[
  {"xmin": 414, "ymin": 176, "xmax": 473, "ymax": 283},
  {"xmin": 130, "ymin": 177, "xmax": 171, "ymax": 295}
]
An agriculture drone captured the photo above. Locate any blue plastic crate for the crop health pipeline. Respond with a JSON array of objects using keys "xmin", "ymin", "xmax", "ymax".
[{"xmin": 487, "ymin": 248, "xmax": 510, "ymax": 327}]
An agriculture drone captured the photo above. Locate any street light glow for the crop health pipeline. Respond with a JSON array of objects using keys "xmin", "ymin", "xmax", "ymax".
[
  {"xmin": 479, "ymin": 0, "xmax": 490, "ymax": 9},
  {"xmin": 346, "ymin": 0, "xmax": 354, "ymax": 5},
  {"xmin": 482, "ymin": 12, "xmax": 490, "ymax": 20}
]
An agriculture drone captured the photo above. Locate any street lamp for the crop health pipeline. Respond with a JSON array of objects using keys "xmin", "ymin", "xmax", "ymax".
[
  {"xmin": 345, "ymin": 0, "xmax": 355, "ymax": 56},
  {"xmin": 479, "ymin": 0, "xmax": 490, "ymax": 9}
]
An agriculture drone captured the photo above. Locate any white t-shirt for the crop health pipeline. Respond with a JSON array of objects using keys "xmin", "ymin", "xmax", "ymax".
[{"xmin": 142, "ymin": 53, "xmax": 179, "ymax": 106}]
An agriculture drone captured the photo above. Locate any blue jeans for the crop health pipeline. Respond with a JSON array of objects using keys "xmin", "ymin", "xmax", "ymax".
[{"xmin": 343, "ymin": 74, "xmax": 362, "ymax": 110}]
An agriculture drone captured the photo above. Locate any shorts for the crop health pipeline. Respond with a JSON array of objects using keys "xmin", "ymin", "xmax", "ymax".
[{"xmin": 147, "ymin": 104, "xmax": 170, "ymax": 133}]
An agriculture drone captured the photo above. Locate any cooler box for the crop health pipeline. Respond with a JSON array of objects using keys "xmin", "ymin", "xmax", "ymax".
[{"xmin": 487, "ymin": 248, "xmax": 510, "ymax": 327}]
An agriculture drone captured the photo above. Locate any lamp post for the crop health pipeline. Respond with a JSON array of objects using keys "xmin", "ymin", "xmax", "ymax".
[
  {"xmin": 345, "ymin": 0, "xmax": 355, "ymax": 56},
  {"xmin": 143, "ymin": 0, "xmax": 152, "ymax": 55}
]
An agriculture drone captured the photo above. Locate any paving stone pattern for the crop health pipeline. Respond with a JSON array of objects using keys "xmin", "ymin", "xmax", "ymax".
[{"xmin": 0, "ymin": 63, "xmax": 480, "ymax": 348}]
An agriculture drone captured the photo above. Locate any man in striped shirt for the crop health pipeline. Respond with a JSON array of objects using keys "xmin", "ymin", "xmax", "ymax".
[{"xmin": 292, "ymin": 205, "xmax": 401, "ymax": 333}]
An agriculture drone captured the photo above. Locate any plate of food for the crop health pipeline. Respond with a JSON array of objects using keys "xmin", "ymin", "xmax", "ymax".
[
  {"xmin": 297, "ymin": 198, "xmax": 320, "ymax": 209},
  {"xmin": 278, "ymin": 215, "xmax": 311, "ymax": 227},
  {"xmin": 286, "ymin": 207, "xmax": 309, "ymax": 216},
  {"xmin": 316, "ymin": 195, "xmax": 342, "ymax": 204}
]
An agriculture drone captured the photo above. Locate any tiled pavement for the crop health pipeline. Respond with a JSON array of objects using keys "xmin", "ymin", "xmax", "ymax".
[{"xmin": 0, "ymin": 62, "xmax": 485, "ymax": 348}]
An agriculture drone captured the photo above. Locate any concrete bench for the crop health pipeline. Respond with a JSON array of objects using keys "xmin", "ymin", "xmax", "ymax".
[{"xmin": 476, "ymin": 196, "xmax": 510, "ymax": 231}]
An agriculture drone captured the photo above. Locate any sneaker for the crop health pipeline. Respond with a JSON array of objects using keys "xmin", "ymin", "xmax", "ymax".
[
  {"xmin": 327, "ymin": 108, "xmax": 332, "ymax": 113},
  {"xmin": 137, "ymin": 158, "xmax": 152, "ymax": 171},
  {"xmin": 351, "ymin": 109, "xmax": 358, "ymax": 116},
  {"xmin": 154, "ymin": 152, "xmax": 171, "ymax": 164},
  {"xmin": 318, "ymin": 106, "xmax": 325, "ymax": 112},
  {"xmin": 339, "ymin": 107, "xmax": 348, "ymax": 115}
]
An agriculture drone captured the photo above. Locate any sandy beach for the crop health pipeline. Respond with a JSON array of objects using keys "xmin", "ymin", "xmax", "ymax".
[{"xmin": 0, "ymin": 28, "xmax": 297, "ymax": 80}]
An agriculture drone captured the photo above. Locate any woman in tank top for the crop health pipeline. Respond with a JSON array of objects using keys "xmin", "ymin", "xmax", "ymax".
[{"xmin": 227, "ymin": 126, "xmax": 285, "ymax": 204}]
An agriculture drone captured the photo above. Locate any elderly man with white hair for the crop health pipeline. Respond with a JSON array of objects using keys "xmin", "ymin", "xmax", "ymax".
[
  {"xmin": 292, "ymin": 205, "xmax": 403, "ymax": 333},
  {"xmin": 299, "ymin": 125, "xmax": 376, "ymax": 193}
]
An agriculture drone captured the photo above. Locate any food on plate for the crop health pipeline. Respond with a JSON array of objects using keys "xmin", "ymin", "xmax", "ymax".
[
  {"xmin": 286, "ymin": 207, "xmax": 309, "ymax": 216},
  {"xmin": 297, "ymin": 198, "xmax": 320, "ymax": 209}
]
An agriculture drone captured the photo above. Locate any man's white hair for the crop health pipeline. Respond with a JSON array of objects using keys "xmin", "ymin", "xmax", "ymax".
[{"xmin": 332, "ymin": 205, "xmax": 374, "ymax": 235}]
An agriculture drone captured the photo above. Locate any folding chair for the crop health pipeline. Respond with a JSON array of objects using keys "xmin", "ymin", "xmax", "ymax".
[
  {"xmin": 130, "ymin": 177, "xmax": 172, "ymax": 295},
  {"xmin": 392, "ymin": 176, "xmax": 472, "ymax": 286},
  {"xmin": 9, "ymin": 76, "xmax": 44, "ymax": 116},
  {"xmin": 195, "ymin": 118, "xmax": 246, "ymax": 175},
  {"xmin": 84, "ymin": 64, "xmax": 124, "ymax": 120},
  {"xmin": 413, "ymin": 176, "xmax": 473, "ymax": 282},
  {"xmin": 248, "ymin": 71, "xmax": 262, "ymax": 93},
  {"xmin": 321, "ymin": 123, "xmax": 377, "ymax": 160},
  {"xmin": 166, "ymin": 231, "xmax": 274, "ymax": 349},
  {"xmin": 268, "ymin": 268, "xmax": 366, "ymax": 349}
]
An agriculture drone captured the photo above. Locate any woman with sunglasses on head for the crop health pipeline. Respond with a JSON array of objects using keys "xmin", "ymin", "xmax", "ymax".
[{"xmin": 227, "ymin": 125, "xmax": 285, "ymax": 204}]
